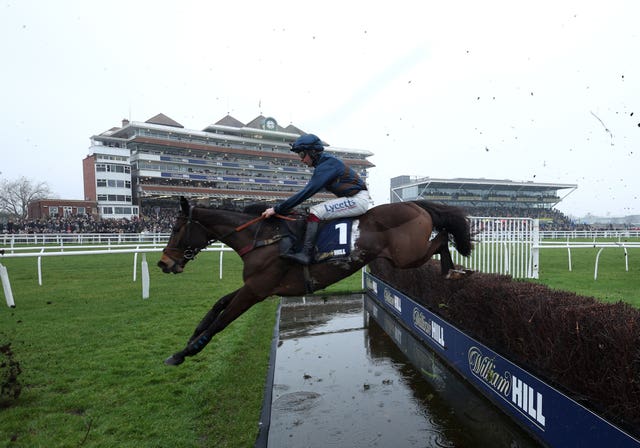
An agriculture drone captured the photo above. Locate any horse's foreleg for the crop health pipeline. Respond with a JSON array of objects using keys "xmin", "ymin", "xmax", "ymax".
[
  {"xmin": 187, "ymin": 289, "xmax": 238, "ymax": 344},
  {"xmin": 165, "ymin": 286, "xmax": 265, "ymax": 366}
]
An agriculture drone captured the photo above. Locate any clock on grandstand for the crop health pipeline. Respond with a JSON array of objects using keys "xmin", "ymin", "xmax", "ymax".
[{"xmin": 263, "ymin": 117, "xmax": 277, "ymax": 131}]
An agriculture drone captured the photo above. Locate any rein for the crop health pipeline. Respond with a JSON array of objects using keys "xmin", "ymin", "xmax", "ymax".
[{"xmin": 234, "ymin": 213, "xmax": 294, "ymax": 232}]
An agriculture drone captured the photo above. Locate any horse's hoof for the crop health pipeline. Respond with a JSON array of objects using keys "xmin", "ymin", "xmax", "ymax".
[
  {"xmin": 445, "ymin": 269, "xmax": 472, "ymax": 280},
  {"xmin": 164, "ymin": 354, "xmax": 185, "ymax": 366}
]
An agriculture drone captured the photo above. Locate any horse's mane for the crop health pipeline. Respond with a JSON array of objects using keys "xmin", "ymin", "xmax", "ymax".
[
  {"xmin": 190, "ymin": 202, "xmax": 269, "ymax": 216},
  {"xmin": 242, "ymin": 202, "xmax": 270, "ymax": 216},
  {"xmin": 195, "ymin": 201, "xmax": 305, "ymax": 219}
]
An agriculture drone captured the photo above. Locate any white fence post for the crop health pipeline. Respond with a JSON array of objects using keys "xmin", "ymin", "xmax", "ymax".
[
  {"xmin": 219, "ymin": 248, "xmax": 224, "ymax": 279},
  {"xmin": 141, "ymin": 254, "xmax": 150, "ymax": 299},
  {"xmin": 0, "ymin": 263, "xmax": 15, "ymax": 308},
  {"xmin": 531, "ymin": 219, "xmax": 540, "ymax": 279},
  {"xmin": 133, "ymin": 250, "xmax": 139, "ymax": 282},
  {"xmin": 38, "ymin": 248, "xmax": 44, "ymax": 286},
  {"xmin": 594, "ymin": 248, "xmax": 604, "ymax": 280}
]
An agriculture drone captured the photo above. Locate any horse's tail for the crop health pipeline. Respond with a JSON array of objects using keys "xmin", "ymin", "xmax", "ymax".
[{"xmin": 412, "ymin": 200, "xmax": 473, "ymax": 256}]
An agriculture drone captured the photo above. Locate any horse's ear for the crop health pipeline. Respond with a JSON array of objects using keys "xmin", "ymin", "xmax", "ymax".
[{"xmin": 180, "ymin": 196, "xmax": 190, "ymax": 215}]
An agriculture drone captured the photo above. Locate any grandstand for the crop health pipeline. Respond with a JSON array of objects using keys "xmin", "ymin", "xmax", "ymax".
[
  {"xmin": 390, "ymin": 175, "xmax": 577, "ymax": 217},
  {"xmin": 85, "ymin": 114, "xmax": 374, "ymax": 219}
]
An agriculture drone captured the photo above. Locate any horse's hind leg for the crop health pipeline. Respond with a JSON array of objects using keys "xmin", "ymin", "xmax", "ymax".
[
  {"xmin": 436, "ymin": 236, "xmax": 455, "ymax": 276},
  {"xmin": 187, "ymin": 289, "xmax": 238, "ymax": 344},
  {"xmin": 436, "ymin": 234, "xmax": 470, "ymax": 279}
]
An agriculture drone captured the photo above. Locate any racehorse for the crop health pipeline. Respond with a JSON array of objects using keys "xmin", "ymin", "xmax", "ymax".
[{"xmin": 158, "ymin": 196, "xmax": 473, "ymax": 366}]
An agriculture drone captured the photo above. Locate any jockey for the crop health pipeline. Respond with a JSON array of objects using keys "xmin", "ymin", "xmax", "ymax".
[{"xmin": 262, "ymin": 133, "xmax": 371, "ymax": 264}]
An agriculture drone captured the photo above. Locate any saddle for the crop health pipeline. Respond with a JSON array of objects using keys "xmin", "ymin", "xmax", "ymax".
[{"xmin": 279, "ymin": 215, "xmax": 360, "ymax": 264}]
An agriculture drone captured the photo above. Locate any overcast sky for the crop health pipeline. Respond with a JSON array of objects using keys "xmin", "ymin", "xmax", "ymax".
[{"xmin": 2, "ymin": 0, "xmax": 639, "ymax": 218}]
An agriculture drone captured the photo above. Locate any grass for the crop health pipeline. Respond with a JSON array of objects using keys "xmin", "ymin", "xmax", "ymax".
[
  {"xmin": 0, "ymin": 251, "xmax": 269, "ymax": 447},
  {"xmin": 532, "ymin": 242, "xmax": 640, "ymax": 307},
  {"xmin": 0, "ymin": 244, "xmax": 635, "ymax": 447}
]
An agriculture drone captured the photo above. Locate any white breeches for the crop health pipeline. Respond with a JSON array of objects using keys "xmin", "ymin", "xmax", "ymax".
[{"xmin": 309, "ymin": 190, "xmax": 371, "ymax": 220}]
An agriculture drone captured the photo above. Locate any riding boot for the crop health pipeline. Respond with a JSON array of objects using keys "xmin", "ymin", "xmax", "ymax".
[{"xmin": 281, "ymin": 221, "xmax": 319, "ymax": 265}]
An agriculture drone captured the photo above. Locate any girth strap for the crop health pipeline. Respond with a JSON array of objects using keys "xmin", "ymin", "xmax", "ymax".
[{"xmin": 237, "ymin": 235, "xmax": 286, "ymax": 257}]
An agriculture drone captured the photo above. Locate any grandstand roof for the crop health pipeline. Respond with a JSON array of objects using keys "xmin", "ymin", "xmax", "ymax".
[
  {"xmin": 215, "ymin": 114, "xmax": 245, "ymax": 128},
  {"xmin": 145, "ymin": 113, "xmax": 184, "ymax": 128},
  {"xmin": 390, "ymin": 176, "xmax": 578, "ymax": 209},
  {"xmin": 394, "ymin": 177, "xmax": 577, "ymax": 193}
]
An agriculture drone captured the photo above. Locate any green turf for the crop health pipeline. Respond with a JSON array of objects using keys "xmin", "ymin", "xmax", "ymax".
[
  {"xmin": 0, "ymin": 251, "xmax": 277, "ymax": 447},
  {"xmin": 532, "ymin": 243, "xmax": 640, "ymax": 307}
]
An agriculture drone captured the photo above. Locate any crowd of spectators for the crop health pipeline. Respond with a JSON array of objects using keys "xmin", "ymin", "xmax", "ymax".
[
  {"xmin": 1, "ymin": 210, "xmax": 175, "ymax": 234},
  {"xmin": 464, "ymin": 206, "xmax": 576, "ymax": 230},
  {"xmin": 464, "ymin": 206, "xmax": 639, "ymax": 231},
  {"xmin": 0, "ymin": 205, "xmax": 636, "ymax": 234}
]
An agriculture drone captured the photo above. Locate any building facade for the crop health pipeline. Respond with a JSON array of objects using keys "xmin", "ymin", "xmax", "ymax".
[
  {"xmin": 390, "ymin": 176, "xmax": 577, "ymax": 210},
  {"xmin": 82, "ymin": 145, "xmax": 135, "ymax": 219},
  {"xmin": 27, "ymin": 199, "xmax": 98, "ymax": 219},
  {"xmin": 85, "ymin": 113, "xmax": 374, "ymax": 219}
]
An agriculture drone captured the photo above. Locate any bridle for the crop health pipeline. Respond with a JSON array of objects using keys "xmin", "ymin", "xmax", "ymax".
[{"xmin": 162, "ymin": 206, "xmax": 214, "ymax": 264}]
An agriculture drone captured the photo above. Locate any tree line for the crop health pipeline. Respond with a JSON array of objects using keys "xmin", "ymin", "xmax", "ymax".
[{"xmin": 0, "ymin": 176, "xmax": 52, "ymax": 219}]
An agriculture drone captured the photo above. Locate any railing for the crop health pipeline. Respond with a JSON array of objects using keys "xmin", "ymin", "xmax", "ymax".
[
  {"xmin": 0, "ymin": 242, "xmax": 233, "ymax": 307},
  {"xmin": 540, "ymin": 230, "xmax": 640, "ymax": 240},
  {"xmin": 0, "ymin": 232, "xmax": 170, "ymax": 246},
  {"xmin": 4, "ymin": 229, "xmax": 638, "ymax": 246},
  {"xmin": 448, "ymin": 216, "xmax": 538, "ymax": 280},
  {"xmin": 535, "ymin": 240, "xmax": 640, "ymax": 280}
]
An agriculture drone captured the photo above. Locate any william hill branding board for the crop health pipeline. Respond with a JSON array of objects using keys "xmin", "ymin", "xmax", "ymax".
[
  {"xmin": 363, "ymin": 272, "xmax": 640, "ymax": 448},
  {"xmin": 468, "ymin": 346, "xmax": 546, "ymax": 429}
]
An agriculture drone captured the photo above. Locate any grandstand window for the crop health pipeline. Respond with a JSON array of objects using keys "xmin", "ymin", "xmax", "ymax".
[
  {"xmin": 97, "ymin": 179, "xmax": 107, "ymax": 187},
  {"xmin": 106, "ymin": 179, "xmax": 129, "ymax": 188},
  {"xmin": 401, "ymin": 186, "xmax": 419, "ymax": 199},
  {"xmin": 96, "ymin": 164, "xmax": 106, "ymax": 172},
  {"xmin": 105, "ymin": 164, "xmax": 131, "ymax": 174},
  {"xmin": 49, "ymin": 206, "xmax": 59, "ymax": 217},
  {"xmin": 77, "ymin": 207, "xmax": 86, "ymax": 215},
  {"xmin": 103, "ymin": 207, "xmax": 113, "ymax": 215}
]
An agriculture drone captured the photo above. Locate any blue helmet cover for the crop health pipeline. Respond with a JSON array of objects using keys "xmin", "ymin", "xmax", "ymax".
[{"xmin": 290, "ymin": 134, "xmax": 325, "ymax": 152}]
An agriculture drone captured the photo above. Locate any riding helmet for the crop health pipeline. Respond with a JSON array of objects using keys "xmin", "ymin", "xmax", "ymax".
[{"xmin": 290, "ymin": 134, "xmax": 325, "ymax": 153}]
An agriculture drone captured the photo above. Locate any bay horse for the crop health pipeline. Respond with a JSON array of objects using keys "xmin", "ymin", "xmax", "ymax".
[{"xmin": 158, "ymin": 196, "xmax": 472, "ymax": 366}]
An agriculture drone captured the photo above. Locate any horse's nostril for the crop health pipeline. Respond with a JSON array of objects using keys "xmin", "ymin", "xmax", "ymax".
[{"xmin": 157, "ymin": 260, "xmax": 172, "ymax": 273}]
